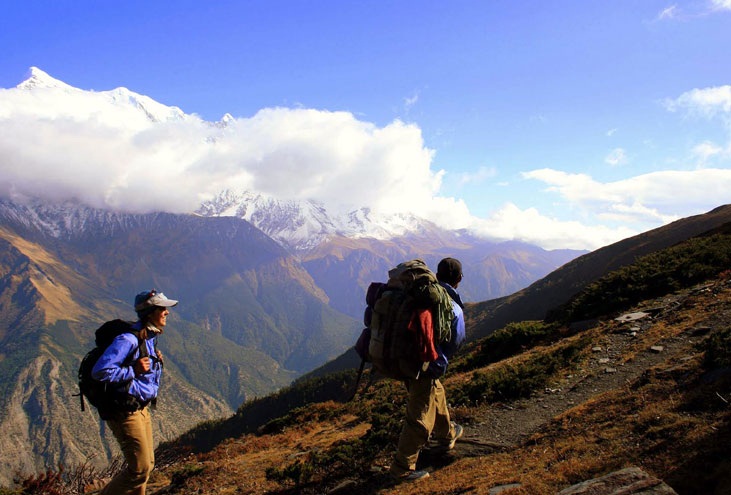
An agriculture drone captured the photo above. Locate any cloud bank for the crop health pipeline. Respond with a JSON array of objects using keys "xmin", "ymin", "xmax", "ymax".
[
  {"xmin": 1, "ymin": 70, "xmax": 729, "ymax": 251},
  {"xmin": 0, "ymin": 76, "xmax": 441, "ymax": 218}
]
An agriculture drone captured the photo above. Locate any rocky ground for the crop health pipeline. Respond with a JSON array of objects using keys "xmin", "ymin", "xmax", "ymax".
[{"xmin": 457, "ymin": 284, "xmax": 722, "ymax": 456}]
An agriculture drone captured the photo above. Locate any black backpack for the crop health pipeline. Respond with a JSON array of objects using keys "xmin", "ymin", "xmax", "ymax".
[{"xmin": 77, "ymin": 319, "xmax": 148, "ymax": 419}]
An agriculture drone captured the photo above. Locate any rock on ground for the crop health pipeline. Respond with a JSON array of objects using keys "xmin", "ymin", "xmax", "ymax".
[{"xmin": 556, "ymin": 466, "xmax": 678, "ymax": 494}]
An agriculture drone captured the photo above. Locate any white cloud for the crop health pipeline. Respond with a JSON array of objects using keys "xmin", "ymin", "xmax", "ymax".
[
  {"xmin": 404, "ymin": 91, "xmax": 419, "ymax": 111},
  {"xmin": 605, "ymin": 148, "xmax": 628, "ymax": 166},
  {"xmin": 692, "ymin": 141, "xmax": 726, "ymax": 164},
  {"xmin": 656, "ymin": 1, "xmax": 731, "ymax": 20},
  {"xmin": 2, "ymin": 74, "xmax": 729, "ymax": 253},
  {"xmin": 457, "ymin": 166, "xmax": 498, "ymax": 186},
  {"xmin": 657, "ymin": 5, "xmax": 680, "ymax": 20},
  {"xmin": 0, "ymin": 83, "xmax": 444, "ymax": 219},
  {"xmin": 710, "ymin": 0, "xmax": 731, "ymax": 11},
  {"xmin": 522, "ymin": 167, "xmax": 731, "ymax": 226},
  {"xmin": 468, "ymin": 203, "xmax": 637, "ymax": 251},
  {"xmin": 664, "ymin": 85, "xmax": 731, "ymax": 116},
  {"xmin": 664, "ymin": 85, "xmax": 731, "ymax": 167}
]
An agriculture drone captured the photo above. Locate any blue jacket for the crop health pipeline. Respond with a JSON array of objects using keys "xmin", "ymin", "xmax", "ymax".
[
  {"xmin": 427, "ymin": 283, "xmax": 466, "ymax": 377},
  {"xmin": 91, "ymin": 322, "xmax": 162, "ymax": 404}
]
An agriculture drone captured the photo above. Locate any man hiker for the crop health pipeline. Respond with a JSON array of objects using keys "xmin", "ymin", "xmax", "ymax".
[
  {"xmin": 390, "ymin": 257, "xmax": 466, "ymax": 481},
  {"xmin": 92, "ymin": 289, "xmax": 178, "ymax": 495}
]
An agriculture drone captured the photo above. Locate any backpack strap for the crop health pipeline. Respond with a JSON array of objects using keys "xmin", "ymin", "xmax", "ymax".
[
  {"xmin": 124, "ymin": 329, "xmax": 148, "ymax": 361},
  {"xmin": 136, "ymin": 332, "xmax": 149, "ymax": 359}
]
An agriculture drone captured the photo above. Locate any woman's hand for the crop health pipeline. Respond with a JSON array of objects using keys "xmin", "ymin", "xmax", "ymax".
[{"xmin": 133, "ymin": 357, "xmax": 151, "ymax": 375}]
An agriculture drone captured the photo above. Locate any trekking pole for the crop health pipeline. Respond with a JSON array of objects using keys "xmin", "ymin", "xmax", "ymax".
[
  {"xmin": 74, "ymin": 391, "xmax": 86, "ymax": 412},
  {"xmin": 348, "ymin": 359, "xmax": 366, "ymax": 402}
]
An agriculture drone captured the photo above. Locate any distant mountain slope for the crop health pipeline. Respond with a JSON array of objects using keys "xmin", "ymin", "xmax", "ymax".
[
  {"xmin": 0, "ymin": 200, "xmax": 359, "ymax": 371},
  {"xmin": 468, "ymin": 204, "xmax": 731, "ymax": 339},
  {"xmin": 0, "ymin": 199, "xmax": 360, "ymax": 485},
  {"xmin": 199, "ymin": 191, "xmax": 585, "ymax": 318},
  {"xmin": 301, "ymin": 233, "xmax": 581, "ymax": 319}
]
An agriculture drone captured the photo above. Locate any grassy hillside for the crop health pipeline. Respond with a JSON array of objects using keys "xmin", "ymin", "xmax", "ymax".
[
  {"xmin": 548, "ymin": 225, "xmax": 731, "ymax": 324},
  {"xmin": 467, "ymin": 204, "xmax": 731, "ymax": 340}
]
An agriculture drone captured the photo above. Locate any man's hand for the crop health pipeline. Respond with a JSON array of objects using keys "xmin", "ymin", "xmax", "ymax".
[
  {"xmin": 156, "ymin": 349, "xmax": 165, "ymax": 367},
  {"xmin": 133, "ymin": 357, "xmax": 151, "ymax": 375}
]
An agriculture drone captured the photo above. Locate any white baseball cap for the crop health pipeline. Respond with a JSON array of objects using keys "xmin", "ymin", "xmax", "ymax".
[{"xmin": 134, "ymin": 290, "xmax": 178, "ymax": 313}]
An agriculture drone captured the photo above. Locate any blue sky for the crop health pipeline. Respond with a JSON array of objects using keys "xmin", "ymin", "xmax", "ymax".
[{"xmin": 1, "ymin": 1, "xmax": 730, "ymax": 250}]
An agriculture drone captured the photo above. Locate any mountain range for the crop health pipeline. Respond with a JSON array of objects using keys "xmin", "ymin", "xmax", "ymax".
[
  {"xmin": 197, "ymin": 189, "xmax": 583, "ymax": 318},
  {"xmin": 0, "ymin": 195, "xmax": 582, "ymax": 485},
  {"xmin": 0, "ymin": 199, "xmax": 349, "ymax": 484}
]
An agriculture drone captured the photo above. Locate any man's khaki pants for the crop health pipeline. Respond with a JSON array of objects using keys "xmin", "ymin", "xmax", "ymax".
[
  {"xmin": 391, "ymin": 374, "xmax": 455, "ymax": 475},
  {"xmin": 102, "ymin": 407, "xmax": 154, "ymax": 495}
]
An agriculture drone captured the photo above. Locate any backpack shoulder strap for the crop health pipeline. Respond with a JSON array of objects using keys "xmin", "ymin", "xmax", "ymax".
[
  {"xmin": 128, "ymin": 329, "xmax": 149, "ymax": 359},
  {"xmin": 116, "ymin": 328, "xmax": 148, "ymax": 362}
]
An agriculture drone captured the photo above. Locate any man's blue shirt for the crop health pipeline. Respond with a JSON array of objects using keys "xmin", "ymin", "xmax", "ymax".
[{"xmin": 428, "ymin": 283, "xmax": 466, "ymax": 377}]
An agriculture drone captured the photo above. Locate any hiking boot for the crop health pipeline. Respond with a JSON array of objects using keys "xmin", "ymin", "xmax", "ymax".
[
  {"xmin": 433, "ymin": 422, "xmax": 464, "ymax": 452},
  {"xmin": 391, "ymin": 469, "xmax": 430, "ymax": 482}
]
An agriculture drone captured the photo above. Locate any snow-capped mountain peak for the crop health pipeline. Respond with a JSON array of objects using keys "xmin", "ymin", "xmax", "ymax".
[
  {"xmin": 18, "ymin": 67, "xmax": 75, "ymax": 91},
  {"xmin": 105, "ymin": 86, "xmax": 186, "ymax": 123},
  {"xmin": 13, "ymin": 67, "xmax": 187, "ymax": 125},
  {"xmin": 197, "ymin": 190, "xmax": 424, "ymax": 252}
]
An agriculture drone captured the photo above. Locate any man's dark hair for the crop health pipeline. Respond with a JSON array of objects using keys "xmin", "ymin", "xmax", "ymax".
[{"xmin": 437, "ymin": 257, "xmax": 462, "ymax": 285}]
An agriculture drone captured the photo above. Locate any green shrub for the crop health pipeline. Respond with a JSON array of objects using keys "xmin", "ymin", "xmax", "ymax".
[
  {"xmin": 170, "ymin": 464, "xmax": 205, "ymax": 486},
  {"xmin": 451, "ymin": 338, "xmax": 588, "ymax": 406},
  {"xmin": 704, "ymin": 325, "xmax": 731, "ymax": 369},
  {"xmin": 551, "ymin": 234, "xmax": 731, "ymax": 323},
  {"xmin": 454, "ymin": 321, "xmax": 561, "ymax": 371}
]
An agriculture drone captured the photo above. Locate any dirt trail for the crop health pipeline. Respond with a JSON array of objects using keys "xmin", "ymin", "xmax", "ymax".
[{"xmin": 449, "ymin": 284, "xmax": 726, "ymax": 460}]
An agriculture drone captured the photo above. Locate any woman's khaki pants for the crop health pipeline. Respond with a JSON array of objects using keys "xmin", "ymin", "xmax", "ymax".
[{"xmin": 102, "ymin": 407, "xmax": 154, "ymax": 495}]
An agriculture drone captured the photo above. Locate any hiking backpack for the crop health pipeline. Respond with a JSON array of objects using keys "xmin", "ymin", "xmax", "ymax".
[
  {"xmin": 357, "ymin": 259, "xmax": 454, "ymax": 380},
  {"xmin": 77, "ymin": 319, "xmax": 148, "ymax": 418}
]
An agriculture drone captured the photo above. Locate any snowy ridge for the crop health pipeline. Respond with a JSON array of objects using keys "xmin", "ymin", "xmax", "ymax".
[
  {"xmin": 0, "ymin": 199, "xmax": 160, "ymax": 240},
  {"xmin": 197, "ymin": 190, "xmax": 424, "ymax": 251},
  {"xmin": 0, "ymin": 191, "xmax": 424, "ymax": 252},
  {"xmin": 14, "ymin": 67, "xmax": 188, "ymax": 125}
]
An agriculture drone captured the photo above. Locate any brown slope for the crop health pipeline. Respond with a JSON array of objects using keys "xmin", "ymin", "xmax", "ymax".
[
  {"xmin": 468, "ymin": 204, "xmax": 731, "ymax": 340},
  {"xmin": 0, "ymin": 226, "xmax": 103, "ymax": 338},
  {"xmin": 0, "ymin": 204, "xmax": 358, "ymax": 486}
]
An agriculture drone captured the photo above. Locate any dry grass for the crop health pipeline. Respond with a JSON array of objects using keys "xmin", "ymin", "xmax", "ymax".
[
  {"xmin": 377, "ymin": 286, "xmax": 731, "ymax": 494},
  {"xmin": 160, "ymin": 408, "xmax": 369, "ymax": 494}
]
